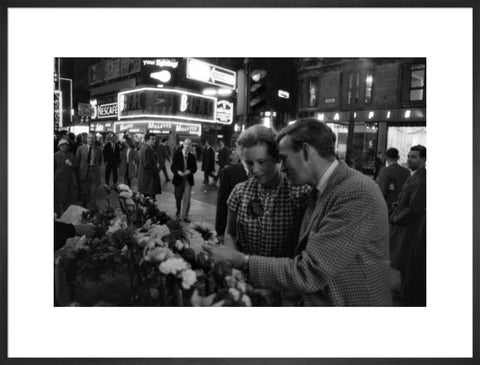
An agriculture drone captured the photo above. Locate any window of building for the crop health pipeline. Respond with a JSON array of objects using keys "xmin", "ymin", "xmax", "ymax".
[
  {"xmin": 308, "ymin": 78, "xmax": 317, "ymax": 107},
  {"xmin": 347, "ymin": 72, "xmax": 353, "ymax": 105},
  {"xmin": 409, "ymin": 64, "xmax": 426, "ymax": 101},
  {"xmin": 365, "ymin": 70, "xmax": 373, "ymax": 104}
]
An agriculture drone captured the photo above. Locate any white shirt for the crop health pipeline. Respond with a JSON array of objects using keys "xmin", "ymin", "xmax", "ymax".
[{"xmin": 316, "ymin": 159, "xmax": 339, "ymax": 196}]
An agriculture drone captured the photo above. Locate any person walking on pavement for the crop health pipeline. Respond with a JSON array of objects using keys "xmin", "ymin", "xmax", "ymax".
[
  {"xmin": 171, "ymin": 139, "xmax": 197, "ymax": 222},
  {"xmin": 389, "ymin": 145, "xmax": 426, "ymax": 305},
  {"xmin": 103, "ymin": 134, "xmax": 121, "ymax": 186},
  {"xmin": 377, "ymin": 147, "xmax": 410, "ymax": 213},
  {"xmin": 75, "ymin": 133, "xmax": 103, "ymax": 209},
  {"xmin": 215, "ymin": 140, "xmax": 230, "ymax": 183},
  {"xmin": 202, "ymin": 140, "xmax": 216, "ymax": 185},
  {"xmin": 54, "ymin": 139, "xmax": 77, "ymax": 216},
  {"xmin": 138, "ymin": 132, "xmax": 162, "ymax": 200},
  {"xmin": 119, "ymin": 136, "xmax": 139, "ymax": 188},
  {"xmin": 156, "ymin": 138, "xmax": 171, "ymax": 183},
  {"xmin": 205, "ymin": 119, "xmax": 392, "ymax": 306}
]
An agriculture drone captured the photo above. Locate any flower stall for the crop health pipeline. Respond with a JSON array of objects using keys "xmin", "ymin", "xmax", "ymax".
[{"xmin": 54, "ymin": 184, "xmax": 271, "ymax": 307}]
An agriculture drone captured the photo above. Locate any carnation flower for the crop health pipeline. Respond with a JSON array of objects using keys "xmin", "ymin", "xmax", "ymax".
[
  {"xmin": 180, "ymin": 269, "xmax": 197, "ymax": 290},
  {"xmin": 144, "ymin": 246, "xmax": 173, "ymax": 263},
  {"xmin": 117, "ymin": 184, "xmax": 130, "ymax": 191},
  {"xmin": 148, "ymin": 224, "xmax": 170, "ymax": 239},
  {"xmin": 159, "ymin": 257, "xmax": 188, "ymax": 275},
  {"xmin": 119, "ymin": 191, "xmax": 133, "ymax": 199},
  {"xmin": 175, "ymin": 240, "xmax": 185, "ymax": 251}
]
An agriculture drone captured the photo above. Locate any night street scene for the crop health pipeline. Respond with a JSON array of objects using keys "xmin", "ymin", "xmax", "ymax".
[{"xmin": 54, "ymin": 57, "xmax": 426, "ymax": 307}]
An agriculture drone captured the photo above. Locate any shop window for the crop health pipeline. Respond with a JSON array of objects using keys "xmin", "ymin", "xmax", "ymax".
[
  {"xmin": 308, "ymin": 78, "xmax": 318, "ymax": 107},
  {"xmin": 365, "ymin": 70, "xmax": 373, "ymax": 104},
  {"xmin": 326, "ymin": 123, "xmax": 348, "ymax": 160},
  {"xmin": 387, "ymin": 125, "xmax": 427, "ymax": 165},
  {"xmin": 409, "ymin": 64, "xmax": 426, "ymax": 101},
  {"xmin": 351, "ymin": 123, "xmax": 378, "ymax": 174}
]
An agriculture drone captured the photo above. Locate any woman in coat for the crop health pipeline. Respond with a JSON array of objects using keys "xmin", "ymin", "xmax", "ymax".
[{"xmin": 54, "ymin": 139, "xmax": 77, "ymax": 216}]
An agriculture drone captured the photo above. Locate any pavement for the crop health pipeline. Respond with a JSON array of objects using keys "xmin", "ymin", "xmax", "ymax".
[{"xmin": 94, "ymin": 160, "xmax": 220, "ymax": 228}]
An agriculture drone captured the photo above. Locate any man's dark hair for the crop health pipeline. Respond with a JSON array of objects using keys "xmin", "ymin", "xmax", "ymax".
[
  {"xmin": 144, "ymin": 132, "xmax": 155, "ymax": 141},
  {"xmin": 385, "ymin": 148, "xmax": 400, "ymax": 160},
  {"xmin": 410, "ymin": 145, "xmax": 426, "ymax": 159},
  {"xmin": 237, "ymin": 125, "xmax": 279, "ymax": 161},
  {"xmin": 276, "ymin": 118, "xmax": 336, "ymax": 160}
]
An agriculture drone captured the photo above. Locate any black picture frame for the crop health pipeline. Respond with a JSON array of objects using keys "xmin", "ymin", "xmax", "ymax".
[{"xmin": 1, "ymin": 1, "xmax": 478, "ymax": 364}]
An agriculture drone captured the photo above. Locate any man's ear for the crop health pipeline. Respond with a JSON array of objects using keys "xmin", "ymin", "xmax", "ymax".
[{"xmin": 302, "ymin": 143, "xmax": 310, "ymax": 161}]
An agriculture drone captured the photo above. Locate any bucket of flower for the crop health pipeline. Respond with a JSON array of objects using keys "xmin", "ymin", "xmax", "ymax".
[{"xmin": 59, "ymin": 184, "xmax": 266, "ymax": 307}]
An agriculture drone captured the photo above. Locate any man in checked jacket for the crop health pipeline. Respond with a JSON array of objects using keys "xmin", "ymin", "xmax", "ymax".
[{"xmin": 205, "ymin": 118, "xmax": 392, "ymax": 306}]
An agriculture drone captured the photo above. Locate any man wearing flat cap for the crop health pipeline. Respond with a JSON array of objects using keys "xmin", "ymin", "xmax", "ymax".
[{"xmin": 377, "ymin": 148, "xmax": 410, "ymax": 212}]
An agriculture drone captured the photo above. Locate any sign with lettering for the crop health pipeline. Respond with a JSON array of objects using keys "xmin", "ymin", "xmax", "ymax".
[
  {"xmin": 54, "ymin": 90, "xmax": 62, "ymax": 130},
  {"xmin": 114, "ymin": 121, "xmax": 201, "ymax": 136},
  {"xmin": 216, "ymin": 100, "xmax": 234, "ymax": 125},
  {"xmin": 118, "ymin": 88, "xmax": 217, "ymax": 123},
  {"xmin": 142, "ymin": 59, "xmax": 179, "ymax": 68},
  {"xmin": 186, "ymin": 58, "xmax": 236, "ymax": 90},
  {"xmin": 98, "ymin": 103, "xmax": 118, "ymax": 119}
]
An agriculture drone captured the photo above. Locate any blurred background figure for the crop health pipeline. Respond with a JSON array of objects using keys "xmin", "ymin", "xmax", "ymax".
[
  {"xmin": 156, "ymin": 138, "xmax": 171, "ymax": 184},
  {"xmin": 54, "ymin": 139, "xmax": 77, "ymax": 216},
  {"xmin": 377, "ymin": 147, "xmax": 410, "ymax": 213},
  {"xmin": 215, "ymin": 140, "xmax": 230, "ymax": 183},
  {"xmin": 138, "ymin": 132, "xmax": 161, "ymax": 199},
  {"xmin": 202, "ymin": 140, "xmax": 216, "ymax": 185},
  {"xmin": 119, "ymin": 136, "xmax": 139, "ymax": 188},
  {"xmin": 76, "ymin": 133, "xmax": 103, "ymax": 209},
  {"xmin": 103, "ymin": 134, "xmax": 121, "ymax": 186}
]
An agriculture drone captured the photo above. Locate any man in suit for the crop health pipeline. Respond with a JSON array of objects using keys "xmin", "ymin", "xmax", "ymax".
[
  {"xmin": 103, "ymin": 134, "xmax": 121, "ymax": 185},
  {"xmin": 138, "ymin": 132, "xmax": 162, "ymax": 199},
  {"xmin": 215, "ymin": 140, "xmax": 230, "ymax": 183},
  {"xmin": 215, "ymin": 146, "xmax": 249, "ymax": 237},
  {"xmin": 202, "ymin": 140, "xmax": 216, "ymax": 185},
  {"xmin": 119, "ymin": 136, "xmax": 139, "ymax": 187},
  {"xmin": 75, "ymin": 133, "xmax": 103, "ymax": 209},
  {"xmin": 205, "ymin": 119, "xmax": 392, "ymax": 306},
  {"xmin": 377, "ymin": 147, "xmax": 410, "ymax": 212},
  {"xmin": 389, "ymin": 145, "xmax": 426, "ymax": 305},
  {"xmin": 171, "ymin": 138, "xmax": 197, "ymax": 222}
]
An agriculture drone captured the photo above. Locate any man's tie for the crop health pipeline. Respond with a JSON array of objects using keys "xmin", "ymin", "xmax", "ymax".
[{"xmin": 87, "ymin": 145, "xmax": 92, "ymax": 165}]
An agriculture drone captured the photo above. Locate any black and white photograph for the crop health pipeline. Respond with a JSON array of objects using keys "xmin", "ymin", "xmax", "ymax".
[
  {"xmin": 3, "ymin": 4, "xmax": 477, "ymax": 362},
  {"xmin": 53, "ymin": 57, "xmax": 427, "ymax": 308}
]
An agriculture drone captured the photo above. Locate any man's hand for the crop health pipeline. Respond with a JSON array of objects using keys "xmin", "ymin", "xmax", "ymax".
[
  {"xmin": 74, "ymin": 224, "xmax": 96, "ymax": 238},
  {"xmin": 203, "ymin": 244, "xmax": 244, "ymax": 269},
  {"xmin": 223, "ymin": 234, "xmax": 238, "ymax": 250},
  {"xmin": 184, "ymin": 169, "xmax": 191, "ymax": 176},
  {"xmin": 177, "ymin": 171, "xmax": 184, "ymax": 177}
]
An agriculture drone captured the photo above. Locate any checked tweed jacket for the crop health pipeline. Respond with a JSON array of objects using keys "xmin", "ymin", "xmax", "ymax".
[{"xmin": 249, "ymin": 161, "xmax": 392, "ymax": 306}]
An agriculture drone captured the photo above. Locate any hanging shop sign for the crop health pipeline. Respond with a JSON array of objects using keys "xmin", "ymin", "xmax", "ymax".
[
  {"xmin": 114, "ymin": 121, "xmax": 201, "ymax": 136},
  {"xmin": 118, "ymin": 88, "xmax": 217, "ymax": 123},
  {"xmin": 186, "ymin": 58, "xmax": 236, "ymax": 90},
  {"xmin": 216, "ymin": 100, "xmax": 234, "ymax": 125}
]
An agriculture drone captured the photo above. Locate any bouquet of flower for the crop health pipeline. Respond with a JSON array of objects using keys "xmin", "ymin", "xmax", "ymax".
[{"xmin": 60, "ymin": 183, "xmax": 256, "ymax": 307}]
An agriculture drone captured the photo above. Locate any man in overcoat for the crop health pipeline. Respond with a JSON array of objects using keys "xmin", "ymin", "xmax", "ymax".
[
  {"xmin": 389, "ymin": 145, "xmax": 426, "ymax": 305},
  {"xmin": 138, "ymin": 132, "xmax": 161, "ymax": 199},
  {"xmin": 75, "ymin": 133, "xmax": 103, "ymax": 209},
  {"xmin": 202, "ymin": 140, "xmax": 216, "ymax": 184},
  {"xmin": 377, "ymin": 147, "xmax": 410, "ymax": 212},
  {"xmin": 205, "ymin": 119, "xmax": 392, "ymax": 306},
  {"xmin": 103, "ymin": 134, "xmax": 121, "ymax": 185}
]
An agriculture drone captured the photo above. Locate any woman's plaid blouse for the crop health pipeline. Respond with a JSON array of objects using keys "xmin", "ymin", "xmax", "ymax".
[{"xmin": 227, "ymin": 174, "xmax": 311, "ymax": 258}]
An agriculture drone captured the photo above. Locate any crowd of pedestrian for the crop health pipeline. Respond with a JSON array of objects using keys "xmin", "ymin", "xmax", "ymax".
[{"xmin": 54, "ymin": 120, "xmax": 426, "ymax": 307}]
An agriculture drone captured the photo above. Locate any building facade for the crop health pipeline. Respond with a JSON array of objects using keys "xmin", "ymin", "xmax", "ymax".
[{"xmin": 296, "ymin": 58, "xmax": 426, "ymax": 172}]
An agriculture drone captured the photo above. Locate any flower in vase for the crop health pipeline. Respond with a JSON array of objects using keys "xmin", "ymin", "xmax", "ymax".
[
  {"xmin": 158, "ymin": 257, "xmax": 188, "ymax": 275},
  {"xmin": 180, "ymin": 269, "xmax": 197, "ymax": 290}
]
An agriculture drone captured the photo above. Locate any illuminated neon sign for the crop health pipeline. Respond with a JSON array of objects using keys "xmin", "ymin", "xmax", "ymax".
[
  {"xmin": 216, "ymin": 100, "xmax": 234, "ymax": 125},
  {"xmin": 118, "ymin": 87, "xmax": 217, "ymax": 123},
  {"xmin": 186, "ymin": 58, "xmax": 236, "ymax": 90},
  {"xmin": 114, "ymin": 120, "xmax": 202, "ymax": 136},
  {"xmin": 142, "ymin": 59, "xmax": 179, "ymax": 68}
]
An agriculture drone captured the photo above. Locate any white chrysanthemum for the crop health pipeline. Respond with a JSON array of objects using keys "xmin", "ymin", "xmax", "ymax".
[
  {"xmin": 119, "ymin": 190, "xmax": 133, "ymax": 199},
  {"xmin": 144, "ymin": 246, "xmax": 173, "ymax": 263},
  {"xmin": 158, "ymin": 258, "xmax": 188, "ymax": 275},
  {"xmin": 148, "ymin": 224, "xmax": 170, "ymax": 239},
  {"xmin": 175, "ymin": 240, "xmax": 185, "ymax": 251},
  {"xmin": 125, "ymin": 198, "xmax": 135, "ymax": 206},
  {"xmin": 106, "ymin": 217, "xmax": 128, "ymax": 234},
  {"xmin": 181, "ymin": 269, "xmax": 197, "ymax": 290},
  {"xmin": 187, "ymin": 230, "xmax": 206, "ymax": 251}
]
